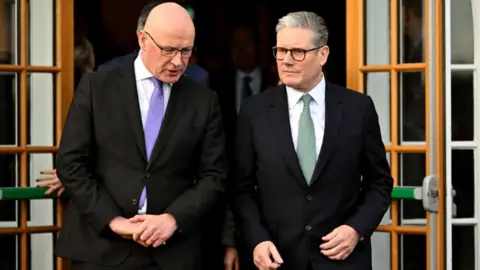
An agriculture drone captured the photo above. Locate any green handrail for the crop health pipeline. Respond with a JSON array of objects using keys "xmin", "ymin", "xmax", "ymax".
[
  {"xmin": 0, "ymin": 186, "xmax": 422, "ymax": 201},
  {"xmin": 0, "ymin": 187, "xmax": 61, "ymax": 200}
]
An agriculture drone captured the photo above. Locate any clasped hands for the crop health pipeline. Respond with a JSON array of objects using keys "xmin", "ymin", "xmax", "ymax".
[
  {"xmin": 108, "ymin": 213, "xmax": 177, "ymax": 248},
  {"xmin": 253, "ymin": 225, "xmax": 360, "ymax": 269}
]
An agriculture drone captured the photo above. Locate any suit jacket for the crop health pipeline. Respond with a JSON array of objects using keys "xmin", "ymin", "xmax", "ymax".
[
  {"xmin": 55, "ymin": 60, "xmax": 227, "ymax": 270},
  {"xmin": 97, "ymin": 51, "xmax": 210, "ymax": 86},
  {"xmin": 210, "ymin": 67, "xmax": 273, "ymax": 248},
  {"xmin": 232, "ymin": 83, "xmax": 393, "ymax": 270}
]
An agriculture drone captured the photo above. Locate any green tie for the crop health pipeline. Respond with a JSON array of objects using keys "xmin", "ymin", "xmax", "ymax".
[{"xmin": 297, "ymin": 94, "xmax": 316, "ymax": 184}]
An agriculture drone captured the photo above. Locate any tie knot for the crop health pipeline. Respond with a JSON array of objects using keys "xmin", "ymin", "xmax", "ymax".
[
  {"xmin": 301, "ymin": 94, "xmax": 313, "ymax": 106},
  {"xmin": 243, "ymin": 75, "xmax": 252, "ymax": 84},
  {"xmin": 150, "ymin": 77, "xmax": 162, "ymax": 90}
]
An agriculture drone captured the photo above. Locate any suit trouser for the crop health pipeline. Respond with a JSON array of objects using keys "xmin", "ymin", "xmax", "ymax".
[{"xmin": 71, "ymin": 244, "xmax": 159, "ymax": 270}]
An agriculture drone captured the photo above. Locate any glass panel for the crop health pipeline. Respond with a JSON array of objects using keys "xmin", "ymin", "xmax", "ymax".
[
  {"xmin": 452, "ymin": 226, "xmax": 475, "ymax": 269},
  {"xmin": 399, "ymin": 153, "xmax": 425, "ymax": 220},
  {"xmin": 364, "ymin": 72, "xmax": 391, "ymax": 144},
  {"xmin": 0, "ymin": 154, "xmax": 18, "ymax": 223},
  {"xmin": 451, "ymin": 71, "xmax": 473, "ymax": 141},
  {"xmin": 0, "ymin": 72, "xmax": 17, "ymax": 146},
  {"xmin": 451, "ymin": 150, "xmax": 474, "ymax": 218},
  {"xmin": 28, "ymin": 153, "xmax": 55, "ymax": 226},
  {"xmin": 364, "ymin": 0, "xmax": 390, "ymax": 65},
  {"xmin": 399, "ymin": 0, "xmax": 425, "ymax": 63},
  {"xmin": 29, "ymin": 233, "xmax": 55, "ymax": 270},
  {"xmin": 399, "ymin": 233, "xmax": 426, "ymax": 269},
  {"xmin": 27, "ymin": 0, "xmax": 55, "ymax": 66},
  {"xmin": 399, "ymin": 71, "xmax": 425, "ymax": 143},
  {"xmin": 28, "ymin": 73, "xmax": 55, "ymax": 146},
  {"xmin": 0, "ymin": 235, "xmax": 17, "ymax": 270},
  {"xmin": 371, "ymin": 232, "xmax": 390, "ymax": 270},
  {"xmin": 0, "ymin": 0, "xmax": 18, "ymax": 65},
  {"xmin": 450, "ymin": 0, "xmax": 474, "ymax": 64}
]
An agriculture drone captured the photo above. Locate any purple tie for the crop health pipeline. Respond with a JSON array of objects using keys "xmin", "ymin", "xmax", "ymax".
[{"xmin": 139, "ymin": 77, "xmax": 164, "ymax": 210}]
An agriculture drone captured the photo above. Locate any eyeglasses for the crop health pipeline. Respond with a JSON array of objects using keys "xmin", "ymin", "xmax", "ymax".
[
  {"xmin": 272, "ymin": 46, "xmax": 322, "ymax": 62},
  {"xmin": 144, "ymin": 31, "xmax": 196, "ymax": 57}
]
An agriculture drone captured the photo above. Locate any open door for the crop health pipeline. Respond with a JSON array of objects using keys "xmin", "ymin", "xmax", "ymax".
[
  {"xmin": 0, "ymin": 0, "xmax": 74, "ymax": 269},
  {"xmin": 346, "ymin": 0, "xmax": 445, "ymax": 269}
]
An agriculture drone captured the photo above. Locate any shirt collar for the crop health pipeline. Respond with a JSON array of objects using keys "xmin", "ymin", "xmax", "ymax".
[
  {"xmin": 134, "ymin": 53, "xmax": 156, "ymax": 81},
  {"xmin": 285, "ymin": 74, "xmax": 326, "ymax": 109}
]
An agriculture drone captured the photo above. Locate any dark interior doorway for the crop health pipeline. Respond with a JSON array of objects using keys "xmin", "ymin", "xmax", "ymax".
[{"xmin": 74, "ymin": 0, "xmax": 346, "ymax": 86}]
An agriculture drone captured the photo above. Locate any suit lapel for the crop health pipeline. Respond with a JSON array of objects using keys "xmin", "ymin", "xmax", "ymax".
[
  {"xmin": 117, "ymin": 62, "xmax": 147, "ymax": 163},
  {"xmin": 146, "ymin": 77, "xmax": 188, "ymax": 170},
  {"xmin": 269, "ymin": 86, "xmax": 308, "ymax": 189},
  {"xmin": 311, "ymin": 83, "xmax": 343, "ymax": 184}
]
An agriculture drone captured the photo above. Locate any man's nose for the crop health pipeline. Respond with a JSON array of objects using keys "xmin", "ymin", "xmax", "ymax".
[
  {"xmin": 283, "ymin": 52, "xmax": 295, "ymax": 64},
  {"xmin": 170, "ymin": 52, "xmax": 184, "ymax": 67}
]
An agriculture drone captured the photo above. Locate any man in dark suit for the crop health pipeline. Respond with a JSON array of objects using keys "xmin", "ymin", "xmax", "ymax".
[
  {"xmin": 232, "ymin": 11, "xmax": 393, "ymax": 270},
  {"xmin": 55, "ymin": 3, "xmax": 227, "ymax": 270},
  {"xmin": 210, "ymin": 23, "xmax": 274, "ymax": 270},
  {"xmin": 97, "ymin": 0, "xmax": 209, "ymax": 86}
]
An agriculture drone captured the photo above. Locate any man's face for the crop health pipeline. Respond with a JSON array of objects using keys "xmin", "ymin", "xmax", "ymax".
[
  {"xmin": 138, "ymin": 26, "xmax": 195, "ymax": 83},
  {"xmin": 276, "ymin": 27, "xmax": 328, "ymax": 91},
  {"xmin": 230, "ymin": 27, "xmax": 256, "ymax": 71}
]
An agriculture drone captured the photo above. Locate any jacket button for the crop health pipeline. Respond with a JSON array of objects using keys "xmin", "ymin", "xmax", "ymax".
[
  {"xmin": 145, "ymin": 172, "xmax": 151, "ymax": 178},
  {"xmin": 306, "ymin": 195, "xmax": 312, "ymax": 201},
  {"xmin": 305, "ymin": 225, "xmax": 312, "ymax": 231},
  {"xmin": 132, "ymin": 199, "xmax": 137, "ymax": 206}
]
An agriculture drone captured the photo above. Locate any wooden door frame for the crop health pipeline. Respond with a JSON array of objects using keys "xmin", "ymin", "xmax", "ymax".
[
  {"xmin": 0, "ymin": 0, "xmax": 73, "ymax": 269},
  {"xmin": 345, "ymin": 0, "xmax": 445, "ymax": 269}
]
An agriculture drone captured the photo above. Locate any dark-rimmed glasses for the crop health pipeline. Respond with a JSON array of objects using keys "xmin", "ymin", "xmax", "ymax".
[
  {"xmin": 144, "ymin": 31, "xmax": 196, "ymax": 57},
  {"xmin": 272, "ymin": 46, "xmax": 322, "ymax": 62}
]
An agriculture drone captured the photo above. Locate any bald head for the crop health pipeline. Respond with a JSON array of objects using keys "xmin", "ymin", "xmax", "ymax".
[
  {"xmin": 138, "ymin": 2, "xmax": 196, "ymax": 83},
  {"xmin": 144, "ymin": 2, "xmax": 195, "ymax": 37}
]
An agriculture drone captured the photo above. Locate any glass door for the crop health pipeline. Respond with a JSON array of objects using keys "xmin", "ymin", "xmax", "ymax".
[
  {"xmin": 346, "ymin": 0, "xmax": 445, "ymax": 269},
  {"xmin": 0, "ymin": 0, "xmax": 74, "ymax": 269}
]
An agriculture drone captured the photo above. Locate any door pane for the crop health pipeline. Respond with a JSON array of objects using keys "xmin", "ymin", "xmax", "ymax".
[
  {"xmin": 29, "ymin": 233, "xmax": 55, "ymax": 270},
  {"xmin": 0, "ymin": 235, "xmax": 17, "ymax": 270},
  {"xmin": 399, "ymin": 153, "xmax": 426, "ymax": 220},
  {"xmin": 399, "ymin": 0, "xmax": 425, "ymax": 63},
  {"xmin": 0, "ymin": 0, "xmax": 18, "ymax": 65},
  {"xmin": 28, "ymin": 153, "xmax": 55, "ymax": 226},
  {"xmin": 27, "ymin": 0, "xmax": 55, "ymax": 66},
  {"xmin": 399, "ymin": 71, "xmax": 425, "ymax": 143},
  {"xmin": 399, "ymin": 233, "xmax": 426, "ymax": 270},
  {"xmin": 450, "ymin": 0, "xmax": 474, "ymax": 64},
  {"xmin": 364, "ymin": 0, "xmax": 390, "ymax": 65},
  {"xmin": 451, "ymin": 71, "xmax": 473, "ymax": 141},
  {"xmin": 0, "ymin": 154, "xmax": 18, "ymax": 223},
  {"xmin": 27, "ymin": 73, "xmax": 55, "ymax": 146},
  {"xmin": 372, "ymin": 232, "xmax": 391, "ymax": 270},
  {"xmin": 365, "ymin": 72, "xmax": 391, "ymax": 144},
  {"xmin": 451, "ymin": 150, "xmax": 474, "ymax": 218},
  {"xmin": 452, "ymin": 226, "xmax": 475, "ymax": 270},
  {"xmin": 0, "ymin": 72, "xmax": 17, "ymax": 146}
]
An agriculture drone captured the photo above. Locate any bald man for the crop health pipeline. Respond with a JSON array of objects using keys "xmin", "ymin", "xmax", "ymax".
[{"xmin": 55, "ymin": 3, "xmax": 227, "ymax": 270}]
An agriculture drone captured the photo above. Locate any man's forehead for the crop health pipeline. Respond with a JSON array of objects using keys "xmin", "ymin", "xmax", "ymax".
[{"xmin": 276, "ymin": 27, "xmax": 312, "ymax": 47}]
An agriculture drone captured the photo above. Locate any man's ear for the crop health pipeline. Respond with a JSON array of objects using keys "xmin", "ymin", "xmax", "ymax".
[
  {"xmin": 137, "ymin": 31, "xmax": 146, "ymax": 51},
  {"xmin": 319, "ymin": 45, "xmax": 330, "ymax": 66}
]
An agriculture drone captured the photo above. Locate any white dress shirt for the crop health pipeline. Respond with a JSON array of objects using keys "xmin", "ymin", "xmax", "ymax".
[
  {"xmin": 286, "ymin": 75, "xmax": 326, "ymax": 160},
  {"xmin": 134, "ymin": 54, "xmax": 172, "ymax": 213}
]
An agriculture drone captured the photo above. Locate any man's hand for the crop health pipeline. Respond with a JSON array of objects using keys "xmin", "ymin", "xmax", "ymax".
[
  {"xmin": 130, "ymin": 213, "xmax": 177, "ymax": 248},
  {"xmin": 224, "ymin": 247, "xmax": 239, "ymax": 270},
  {"xmin": 320, "ymin": 225, "xmax": 360, "ymax": 260},
  {"xmin": 253, "ymin": 241, "xmax": 283, "ymax": 270},
  {"xmin": 108, "ymin": 217, "xmax": 149, "ymax": 247},
  {"xmin": 36, "ymin": 169, "xmax": 65, "ymax": 196}
]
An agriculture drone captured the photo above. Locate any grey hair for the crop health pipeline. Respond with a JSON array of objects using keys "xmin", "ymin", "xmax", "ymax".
[{"xmin": 275, "ymin": 11, "xmax": 329, "ymax": 47}]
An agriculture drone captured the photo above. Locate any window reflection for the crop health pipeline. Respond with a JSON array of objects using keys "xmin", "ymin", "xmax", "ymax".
[{"xmin": 451, "ymin": 0, "xmax": 474, "ymax": 64}]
